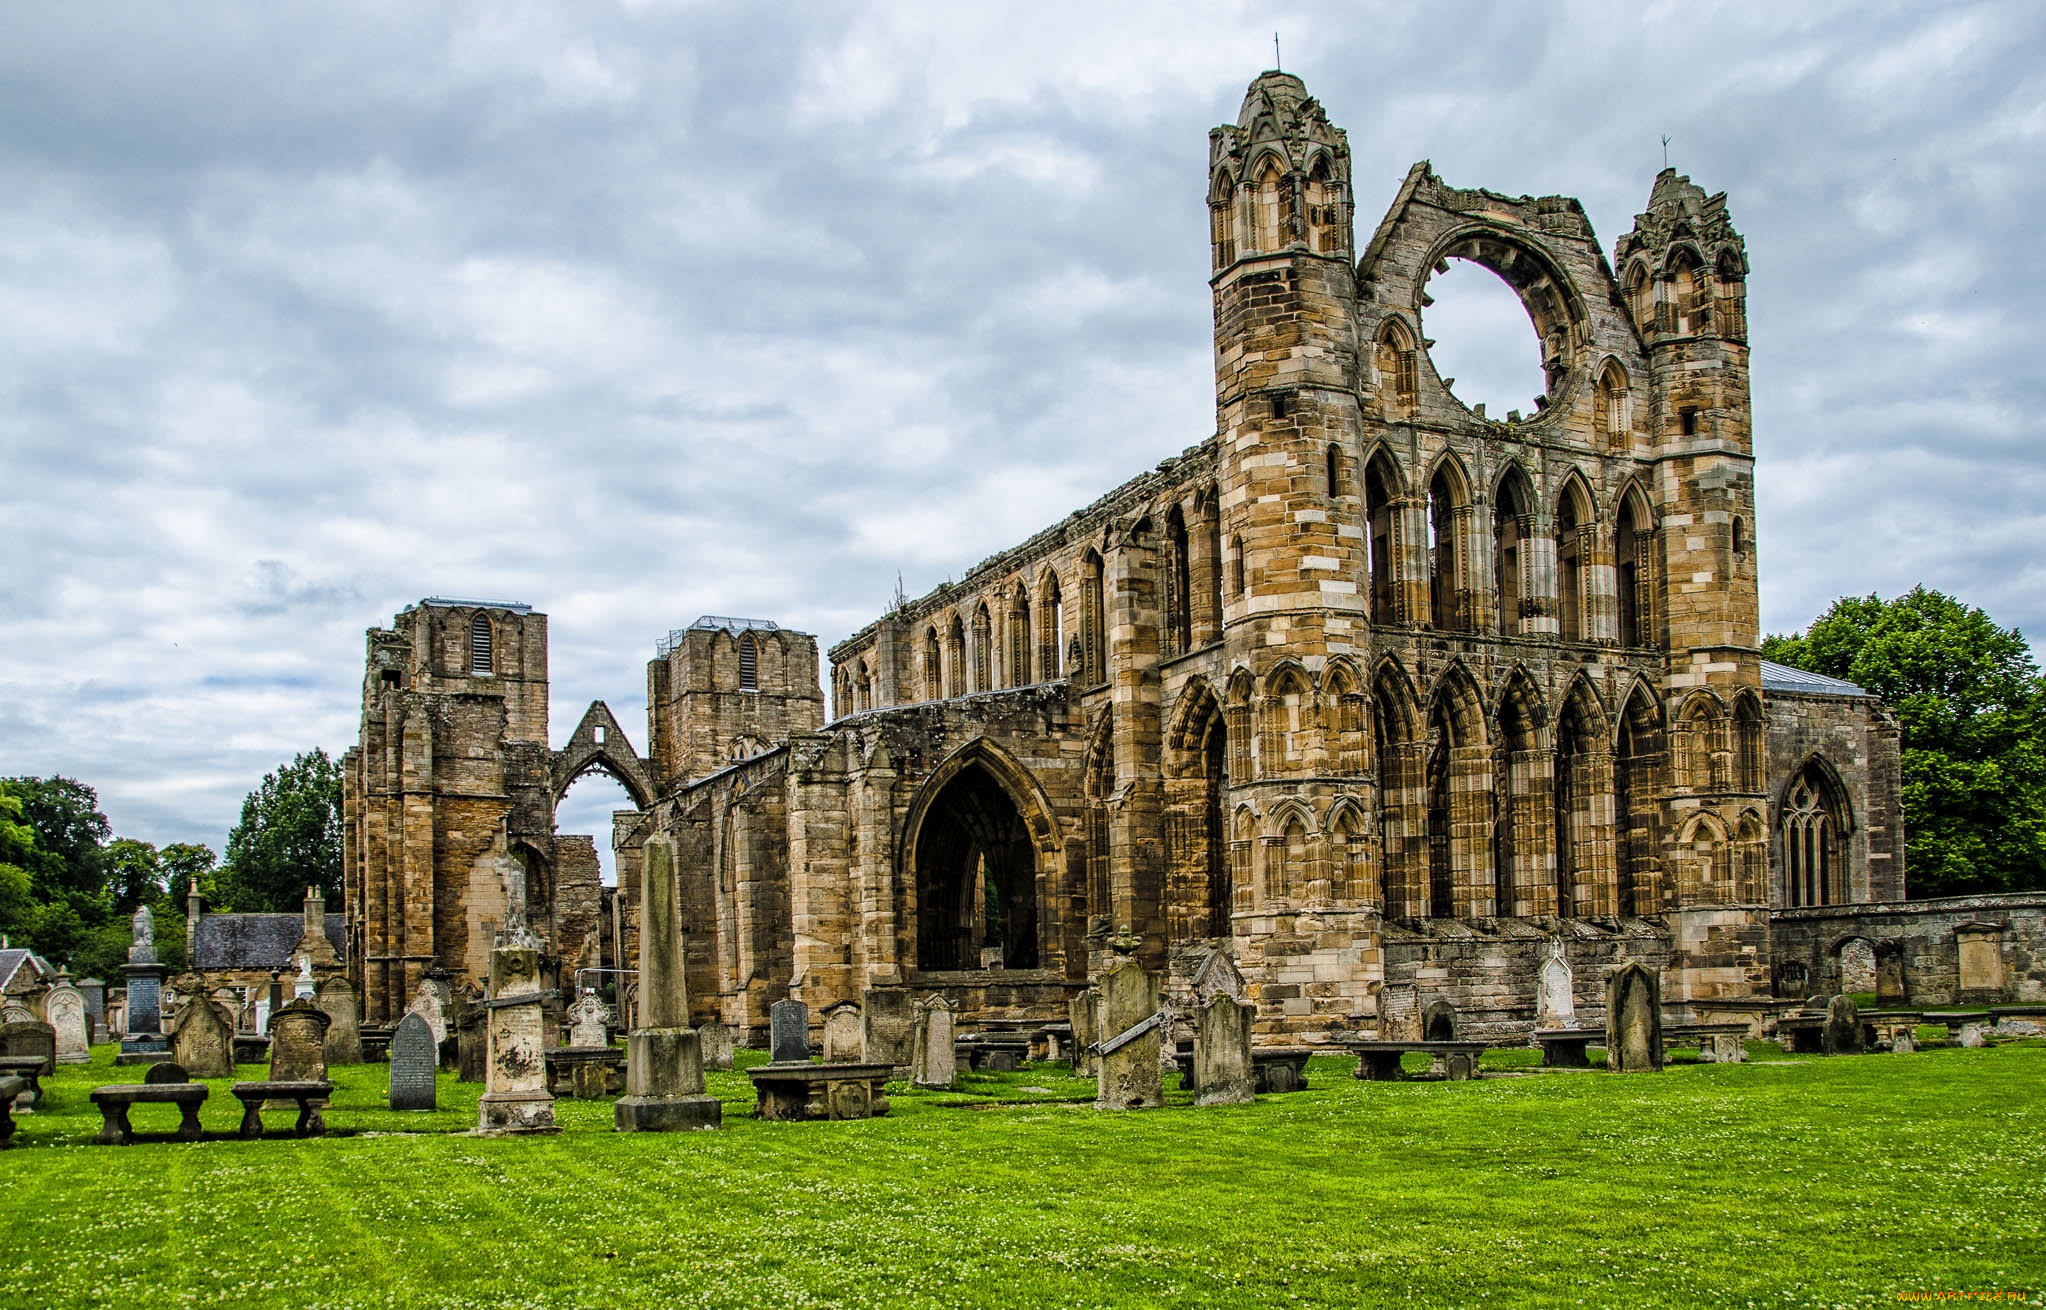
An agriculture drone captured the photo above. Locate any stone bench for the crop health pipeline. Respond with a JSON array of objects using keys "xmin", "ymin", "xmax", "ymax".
[
  {"xmin": 745, "ymin": 1061, "xmax": 893, "ymax": 1121},
  {"xmin": 1665, "ymin": 1022, "xmax": 1749, "ymax": 1063},
  {"xmin": 1530, "ymin": 1028, "xmax": 1601, "ymax": 1068},
  {"xmin": 0, "ymin": 1074, "xmax": 22, "ymax": 1147},
  {"xmin": 90, "ymin": 1083, "xmax": 209, "ymax": 1144},
  {"xmin": 0, "ymin": 1055, "xmax": 47, "ymax": 1110},
  {"xmin": 545, "ymin": 1046, "xmax": 625, "ymax": 1099},
  {"xmin": 229, "ymin": 1081, "xmax": 334, "ymax": 1139},
  {"xmin": 1923, "ymin": 1010, "xmax": 1993, "ymax": 1047},
  {"xmin": 957, "ymin": 1036, "xmax": 1031, "ymax": 1073},
  {"xmin": 1342, "ymin": 1040, "xmax": 1488, "ymax": 1082}
]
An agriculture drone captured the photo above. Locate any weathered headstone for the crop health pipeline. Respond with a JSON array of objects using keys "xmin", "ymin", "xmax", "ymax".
[
  {"xmin": 566, "ymin": 994, "xmax": 613, "ymax": 1048},
  {"xmin": 694, "ymin": 1020, "xmax": 732, "ymax": 1071},
  {"xmin": 1193, "ymin": 994, "xmax": 1254, "ymax": 1106},
  {"xmin": 861, "ymin": 989, "xmax": 914, "ymax": 1071},
  {"xmin": 614, "ymin": 833, "xmax": 719, "ymax": 1131},
  {"xmin": 44, "ymin": 975, "xmax": 89, "ymax": 1064},
  {"xmin": 0, "ymin": 1004, "xmax": 34, "ymax": 1025},
  {"xmin": 170, "ymin": 991, "xmax": 236, "ymax": 1079},
  {"xmin": 143, "ymin": 1060, "xmax": 189, "ymax": 1084},
  {"xmin": 1378, "ymin": 983, "xmax": 1421, "ymax": 1041},
  {"xmin": 388, "ymin": 1012, "xmax": 437, "ymax": 1110},
  {"xmin": 822, "ymin": 1002, "xmax": 863, "ymax": 1063},
  {"xmin": 1094, "ymin": 957, "xmax": 1164, "ymax": 1110},
  {"xmin": 1875, "ymin": 942, "xmax": 1908, "ymax": 1004},
  {"xmin": 1822, "ymin": 994, "xmax": 1862, "ymax": 1056},
  {"xmin": 119, "ymin": 904, "xmax": 170, "ymax": 1063},
  {"xmin": 1604, "ymin": 961, "xmax": 1663, "ymax": 1073},
  {"xmin": 318, "ymin": 977, "xmax": 363, "ymax": 1065},
  {"xmin": 479, "ymin": 917, "xmax": 560, "ymax": 1135},
  {"xmin": 0, "ymin": 1020, "xmax": 56, "ymax": 1076},
  {"xmin": 1535, "ymin": 939, "xmax": 1576, "ymax": 1028},
  {"xmin": 452, "ymin": 987, "xmax": 486, "ymax": 1081},
  {"xmin": 913, "ymin": 995, "xmax": 956, "ymax": 1089},
  {"xmin": 407, "ymin": 980, "xmax": 449, "ymax": 1052},
  {"xmin": 1068, "ymin": 988, "xmax": 1099, "ymax": 1078},
  {"xmin": 268, "ymin": 997, "xmax": 332, "ymax": 1083},
  {"xmin": 1192, "ymin": 949, "xmax": 1247, "ymax": 1005},
  {"xmin": 770, "ymin": 999, "xmax": 811, "ymax": 1064}
]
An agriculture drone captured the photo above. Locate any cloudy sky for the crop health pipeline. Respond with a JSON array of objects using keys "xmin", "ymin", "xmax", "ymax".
[{"xmin": 4, "ymin": 1, "xmax": 2041, "ymax": 869}]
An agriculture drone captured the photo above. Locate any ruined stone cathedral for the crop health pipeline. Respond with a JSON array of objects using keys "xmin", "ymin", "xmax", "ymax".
[{"xmin": 342, "ymin": 71, "xmax": 1912, "ymax": 1042}]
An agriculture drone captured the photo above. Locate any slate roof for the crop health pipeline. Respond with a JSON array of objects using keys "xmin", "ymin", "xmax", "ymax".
[
  {"xmin": 0, "ymin": 948, "xmax": 46, "ymax": 992},
  {"xmin": 1760, "ymin": 659, "xmax": 1870, "ymax": 698},
  {"xmin": 192, "ymin": 914, "xmax": 345, "ymax": 971}
]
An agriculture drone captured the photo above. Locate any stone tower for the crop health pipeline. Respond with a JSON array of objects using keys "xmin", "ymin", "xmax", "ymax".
[
  {"xmin": 645, "ymin": 617, "xmax": 826, "ymax": 789},
  {"xmin": 342, "ymin": 598, "xmax": 556, "ymax": 1023}
]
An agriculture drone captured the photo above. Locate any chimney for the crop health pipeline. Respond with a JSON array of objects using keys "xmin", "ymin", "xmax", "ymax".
[
  {"xmin": 186, "ymin": 884, "xmax": 203, "ymax": 961},
  {"xmin": 303, "ymin": 884, "xmax": 324, "ymax": 939}
]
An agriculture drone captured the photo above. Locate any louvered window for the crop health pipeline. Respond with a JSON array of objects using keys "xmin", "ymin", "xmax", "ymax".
[
  {"xmin": 469, "ymin": 614, "xmax": 493, "ymax": 675},
  {"xmin": 738, "ymin": 633, "xmax": 758, "ymax": 690}
]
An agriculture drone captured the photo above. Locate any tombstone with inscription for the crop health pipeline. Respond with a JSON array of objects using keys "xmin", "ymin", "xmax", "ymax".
[
  {"xmin": 479, "ymin": 916, "xmax": 559, "ymax": 1135},
  {"xmin": 1193, "ymin": 993, "xmax": 1254, "ymax": 1107},
  {"xmin": 770, "ymin": 999, "xmax": 811, "ymax": 1065},
  {"xmin": 317, "ymin": 977, "xmax": 363, "ymax": 1065},
  {"xmin": 822, "ymin": 1002, "xmax": 863, "ymax": 1063},
  {"xmin": 388, "ymin": 1012, "xmax": 437, "ymax": 1110},
  {"xmin": 44, "ymin": 973, "xmax": 90, "ymax": 1064},
  {"xmin": 268, "ymin": 997, "xmax": 332, "ymax": 1084},
  {"xmin": 566, "ymin": 994, "xmax": 613, "ymax": 1049},
  {"xmin": 1094, "ymin": 957, "xmax": 1164, "ymax": 1110},
  {"xmin": 118, "ymin": 904, "xmax": 170, "ymax": 1064},
  {"xmin": 913, "ymin": 996, "xmax": 956, "ymax": 1090},
  {"xmin": 1534, "ymin": 939, "xmax": 1576, "ymax": 1028},
  {"xmin": 697, "ymin": 1021, "xmax": 734, "ymax": 1071},
  {"xmin": 170, "ymin": 990, "xmax": 236, "ymax": 1079},
  {"xmin": 1378, "ymin": 983, "xmax": 1421, "ymax": 1040},
  {"xmin": 613, "ymin": 833, "xmax": 719, "ymax": 1132},
  {"xmin": 1822, "ymin": 994, "xmax": 1862, "ymax": 1056},
  {"xmin": 1604, "ymin": 961, "xmax": 1663, "ymax": 1073},
  {"xmin": 861, "ymin": 989, "xmax": 914, "ymax": 1072},
  {"xmin": 1, "ymin": 1003, "xmax": 34, "ymax": 1025}
]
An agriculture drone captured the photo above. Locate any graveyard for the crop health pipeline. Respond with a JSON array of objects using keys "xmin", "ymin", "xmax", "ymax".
[{"xmin": 0, "ymin": 1036, "xmax": 2041, "ymax": 1308}]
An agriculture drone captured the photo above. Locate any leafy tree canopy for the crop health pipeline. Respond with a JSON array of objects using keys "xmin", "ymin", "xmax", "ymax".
[
  {"xmin": 1764, "ymin": 587, "xmax": 2046, "ymax": 897},
  {"xmin": 220, "ymin": 749, "xmax": 343, "ymax": 912}
]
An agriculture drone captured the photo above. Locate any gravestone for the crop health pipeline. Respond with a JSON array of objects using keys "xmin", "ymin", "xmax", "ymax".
[
  {"xmin": 253, "ymin": 998, "xmax": 271, "ymax": 1036},
  {"xmin": 613, "ymin": 833, "xmax": 719, "ymax": 1132},
  {"xmin": 1422, "ymin": 1000, "xmax": 1458, "ymax": 1042},
  {"xmin": 317, "ymin": 977, "xmax": 363, "ymax": 1065},
  {"xmin": 1956, "ymin": 923, "xmax": 2007, "ymax": 996},
  {"xmin": 1875, "ymin": 942, "xmax": 1908, "ymax": 1004},
  {"xmin": 292, "ymin": 956, "xmax": 317, "ymax": 1000},
  {"xmin": 822, "ymin": 1002, "xmax": 863, "ymax": 1063},
  {"xmin": 1378, "ymin": 983, "xmax": 1421, "ymax": 1040},
  {"xmin": 861, "ymin": 989, "xmax": 914, "ymax": 1072},
  {"xmin": 452, "ymin": 988, "xmax": 486, "ymax": 1081},
  {"xmin": 1191, "ymin": 950, "xmax": 1247, "ymax": 1005},
  {"xmin": 0, "ymin": 1004, "xmax": 33, "ymax": 1024},
  {"xmin": 1822, "ymin": 994, "xmax": 1862, "ymax": 1055},
  {"xmin": 566, "ymin": 994, "xmax": 613, "ymax": 1048},
  {"xmin": 1193, "ymin": 994, "xmax": 1254, "ymax": 1107},
  {"xmin": 0, "ymin": 1020, "xmax": 56, "ymax": 1076},
  {"xmin": 44, "ymin": 976, "xmax": 90, "ymax": 1064},
  {"xmin": 170, "ymin": 992, "xmax": 236, "ymax": 1079},
  {"xmin": 913, "ymin": 996, "xmax": 956, "ymax": 1089},
  {"xmin": 1604, "ymin": 961, "xmax": 1663, "ymax": 1073},
  {"xmin": 697, "ymin": 1021, "xmax": 734, "ymax": 1071},
  {"xmin": 770, "ymin": 999, "xmax": 811, "ymax": 1065},
  {"xmin": 268, "ymin": 997, "xmax": 332, "ymax": 1083},
  {"xmin": 1534, "ymin": 939, "xmax": 1576, "ymax": 1028},
  {"xmin": 479, "ymin": 916, "xmax": 560, "ymax": 1135},
  {"xmin": 388, "ymin": 1012, "xmax": 437, "ymax": 1110},
  {"xmin": 407, "ymin": 980, "xmax": 449, "ymax": 1052},
  {"xmin": 1068, "ymin": 988, "xmax": 1099, "ymax": 1078},
  {"xmin": 1094, "ymin": 957, "xmax": 1163, "ymax": 1110},
  {"xmin": 143, "ymin": 1061, "xmax": 190, "ymax": 1084},
  {"xmin": 119, "ymin": 904, "xmax": 170, "ymax": 1063}
]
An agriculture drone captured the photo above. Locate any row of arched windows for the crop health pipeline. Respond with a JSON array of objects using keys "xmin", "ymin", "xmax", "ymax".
[
  {"xmin": 1623, "ymin": 245, "xmax": 1746, "ymax": 343},
  {"xmin": 1210, "ymin": 153, "xmax": 1346, "ymax": 268}
]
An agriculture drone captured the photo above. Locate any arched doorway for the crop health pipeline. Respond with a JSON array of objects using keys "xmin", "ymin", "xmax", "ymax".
[{"xmin": 912, "ymin": 764, "xmax": 1041, "ymax": 970}]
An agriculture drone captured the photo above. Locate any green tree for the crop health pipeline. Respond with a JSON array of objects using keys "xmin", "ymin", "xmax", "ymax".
[
  {"xmin": 220, "ymin": 749, "xmax": 344, "ymax": 912},
  {"xmin": 0, "ymin": 784, "xmax": 40, "ymax": 946},
  {"xmin": 105, "ymin": 838, "xmax": 163, "ymax": 910},
  {"xmin": 1764, "ymin": 587, "xmax": 2046, "ymax": 897},
  {"xmin": 160, "ymin": 843, "xmax": 219, "ymax": 906},
  {"xmin": 3, "ymin": 775, "xmax": 111, "ymax": 910}
]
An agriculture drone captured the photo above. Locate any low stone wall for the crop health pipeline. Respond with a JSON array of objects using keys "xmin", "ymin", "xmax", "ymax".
[{"xmin": 1771, "ymin": 894, "xmax": 2046, "ymax": 1005}]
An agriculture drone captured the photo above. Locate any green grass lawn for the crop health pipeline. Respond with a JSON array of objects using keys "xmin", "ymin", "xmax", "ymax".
[{"xmin": 4, "ymin": 1040, "xmax": 2042, "ymax": 1309}]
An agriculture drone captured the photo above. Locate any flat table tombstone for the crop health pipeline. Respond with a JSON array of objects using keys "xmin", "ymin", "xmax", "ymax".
[
  {"xmin": 388, "ymin": 1012, "xmax": 437, "ymax": 1111},
  {"xmin": 0, "ymin": 1020, "xmax": 57, "ymax": 1077},
  {"xmin": 0, "ymin": 1056, "xmax": 45, "ymax": 1111},
  {"xmin": 1924, "ymin": 1010, "xmax": 1993, "ymax": 1047},
  {"xmin": 1776, "ymin": 1014, "xmax": 1828, "ymax": 1054},
  {"xmin": 1664, "ymin": 1022, "xmax": 1748, "ymax": 1063},
  {"xmin": 746, "ymin": 1062, "xmax": 894, "ymax": 1121},
  {"xmin": 1344, "ymin": 1040, "xmax": 1488, "ymax": 1082},
  {"xmin": 1531, "ymin": 1028, "xmax": 1600, "ymax": 1068},
  {"xmin": 770, "ymin": 999, "xmax": 811, "ymax": 1064}
]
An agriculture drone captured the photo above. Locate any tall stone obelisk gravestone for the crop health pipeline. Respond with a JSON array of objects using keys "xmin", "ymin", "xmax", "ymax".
[
  {"xmin": 615, "ymin": 834, "xmax": 721, "ymax": 1131},
  {"xmin": 1094, "ymin": 957, "xmax": 1164, "ymax": 1110},
  {"xmin": 477, "ymin": 909, "xmax": 560, "ymax": 1135},
  {"xmin": 118, "ymin": 905, "xmax": 171, "ymax": 1065}
]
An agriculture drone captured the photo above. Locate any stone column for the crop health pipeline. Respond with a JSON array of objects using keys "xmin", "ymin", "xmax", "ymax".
[
  {"xmin": 615, "ymin": 834, "xmax": 721, "ymax": 1132},
  {"xmin": 478, "ymin": 922, "xmax": 560, "ymax": 1135},
  {"xmin": 1094, "ymin": 956, "xmax": 1163, "ymax": 1110},
  {"xmin": 118, "ymin": 904, "xmax": 170, "ymax": 1065}
]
